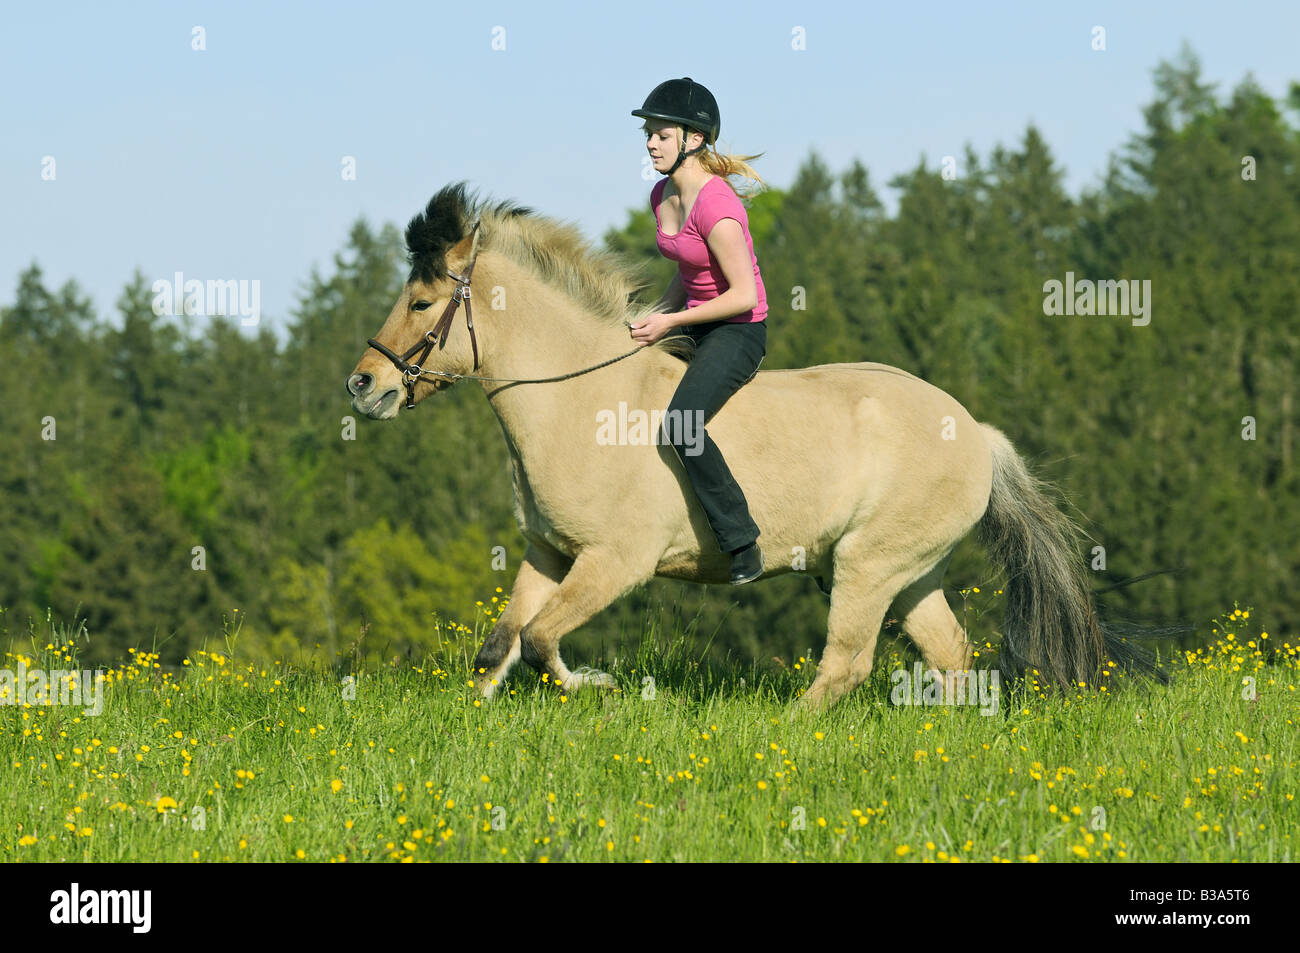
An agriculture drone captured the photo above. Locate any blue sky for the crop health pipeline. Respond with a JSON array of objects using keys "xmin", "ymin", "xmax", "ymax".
[{"xmin": 3, "ymin": 0, "xmax": 1297, "ymax": 334}]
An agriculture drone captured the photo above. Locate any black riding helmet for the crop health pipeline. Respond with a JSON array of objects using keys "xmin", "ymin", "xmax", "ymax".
[{"xmin": 632, "ymin": 77, "xmax": 720, "ymax": 175}]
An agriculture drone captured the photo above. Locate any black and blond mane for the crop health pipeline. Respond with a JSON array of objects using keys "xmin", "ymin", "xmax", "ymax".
[{"xmin": 405, "ymin": 181, "xmax": 694, "ymax": 360}]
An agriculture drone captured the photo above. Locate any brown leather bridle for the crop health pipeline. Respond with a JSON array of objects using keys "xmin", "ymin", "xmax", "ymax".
[
  {"xmin": 363, "ymin": 216, "xmax": 663, "ymax": 402},
  {"xmin": 366, "ymin": 219, "xmax": 483, "ymax": 408}
]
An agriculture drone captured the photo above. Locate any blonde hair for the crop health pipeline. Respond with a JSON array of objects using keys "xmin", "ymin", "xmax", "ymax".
[{"xmin": 642, "ymin": 121, "xmax": 766, "ymax": 199}]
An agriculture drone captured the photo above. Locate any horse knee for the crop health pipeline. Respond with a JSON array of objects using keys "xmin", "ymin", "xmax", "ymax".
[
  {"xmin": 519, "ymin": 626, "xmax": 549, "ymax": 671},
  {"xmin": 473, "ymin": 622, "xmax": 520, "ymax": 675}
]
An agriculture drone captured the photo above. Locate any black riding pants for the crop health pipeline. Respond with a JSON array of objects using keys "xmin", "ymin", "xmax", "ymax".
[{"xmin": 661, "ymin": 318, "xmax": 766, "ymax": 554}]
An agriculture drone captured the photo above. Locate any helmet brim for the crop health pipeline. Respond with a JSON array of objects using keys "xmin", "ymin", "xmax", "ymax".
[
  {"xmin": 632, "ymin": 110, "xmax": 714, "ymax": 142},
  {"xmin": 632, "ymin": 109, "xmax": 685, "ymax": 123}
]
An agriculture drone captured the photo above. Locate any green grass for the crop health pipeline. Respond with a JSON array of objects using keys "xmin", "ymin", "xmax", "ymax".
[{"xmin": 1, "ymin": 604, "xmax": 1295, "ymax": 862}]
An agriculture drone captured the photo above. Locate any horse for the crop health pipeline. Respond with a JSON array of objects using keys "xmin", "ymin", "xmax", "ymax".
[{"xmin": 347, "ymin": 181, "xmax": 1145, "ymax": 710}]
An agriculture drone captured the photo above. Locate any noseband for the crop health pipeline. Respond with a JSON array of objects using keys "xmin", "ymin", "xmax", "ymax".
[{"xmin": 366, "ymin": 219, "xmax": 483, "ymax": 408}]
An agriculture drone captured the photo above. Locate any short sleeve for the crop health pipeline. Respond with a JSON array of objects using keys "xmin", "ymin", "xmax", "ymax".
[
  {"xmin": 650, "ymin": 179, "xmax": 666, "ymax": 217},
  {"xmin": 695, "ymin": 183, "xmax": 746, "ymax": 240}
]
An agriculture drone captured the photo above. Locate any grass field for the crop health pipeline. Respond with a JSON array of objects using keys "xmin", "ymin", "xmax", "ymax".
[{"xmin": 1, "ymin": 600, "xmax": 1295, "ymax": 863}]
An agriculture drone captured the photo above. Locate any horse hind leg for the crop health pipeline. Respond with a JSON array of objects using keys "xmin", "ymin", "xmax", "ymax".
[
  {"xmin": 891, "ymin": 558, "xmax": 974, "ymax": 691},
  {"xmin": 801, "ymin": 544, "xmax": 919, "ymax": 710},
  {"xmin": 896, "ymin": 587, "xmax": 973, "ymax": 672}
]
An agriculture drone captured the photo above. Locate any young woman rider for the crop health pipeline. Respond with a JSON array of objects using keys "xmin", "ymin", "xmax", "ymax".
[{"xmin": 629, "ymin": 77, "xmax": 769, "ymax": 585}]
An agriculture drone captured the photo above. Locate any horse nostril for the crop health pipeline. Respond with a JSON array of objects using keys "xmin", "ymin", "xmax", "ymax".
[{"xmin": 348, "ymin": 373, "xmax": 372, "ymax": 396}]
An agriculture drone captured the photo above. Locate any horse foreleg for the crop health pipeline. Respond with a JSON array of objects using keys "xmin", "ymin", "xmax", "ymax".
[
  {"xmin": 517, "ymin": 548, "xmax": 650, "ymax": 693},
  {"xmin": 472, "ymin": 543, "xmax": 571, "ymax": 698}
]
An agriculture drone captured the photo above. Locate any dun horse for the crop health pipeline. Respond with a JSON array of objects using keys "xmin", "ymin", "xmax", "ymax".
[{"xmin": 347, "ymin": 182, "xmax": 1145, "ymax": 709}]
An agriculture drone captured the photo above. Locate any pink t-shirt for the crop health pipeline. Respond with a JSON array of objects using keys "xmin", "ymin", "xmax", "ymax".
[{"xmin": 652, "ymin": 176, "xmax": 767, "ymax": 323}]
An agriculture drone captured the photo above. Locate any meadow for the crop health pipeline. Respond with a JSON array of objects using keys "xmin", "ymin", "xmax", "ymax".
[{"xmin": 1, "ymin": 599, "xmax": 1295, "ymax": 863}]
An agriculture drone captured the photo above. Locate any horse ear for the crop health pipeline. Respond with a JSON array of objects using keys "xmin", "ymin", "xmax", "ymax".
[
  {"xmin": 446, "ymin": 219, "xmax": 483, "ymax": 277},
  {"xmin": 445, "ymin": 231, "xmax": 476, "ymax": 275}
]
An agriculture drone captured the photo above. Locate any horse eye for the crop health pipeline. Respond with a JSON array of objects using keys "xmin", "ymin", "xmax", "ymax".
[{"xmin": 412, "ymin": 301, "xmax": 431, "ymax": 312}]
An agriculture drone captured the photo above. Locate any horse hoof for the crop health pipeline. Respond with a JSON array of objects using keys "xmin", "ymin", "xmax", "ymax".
[{"xmin": 566, "ymin": 667, "xmax": 616, "ymax": 691}]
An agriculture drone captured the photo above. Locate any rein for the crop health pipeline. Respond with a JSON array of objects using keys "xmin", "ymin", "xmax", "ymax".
[{"xmin": 366, "ymin": 218, "xmax": 648, "ymax": 405}]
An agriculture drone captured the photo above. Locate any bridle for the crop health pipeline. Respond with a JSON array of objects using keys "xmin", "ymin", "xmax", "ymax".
[
  {"xmin": 364, "ymin": 217, "xmax": 658, "ymax": 407},
  {"xmin": 366, "ymin": 220, "xmax": 485, "ymax": 409}
]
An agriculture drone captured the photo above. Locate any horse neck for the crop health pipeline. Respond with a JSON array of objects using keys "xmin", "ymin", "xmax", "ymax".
[{"xmin": 474, "ymin": 256, "xmax": 665, "ymax": 459}]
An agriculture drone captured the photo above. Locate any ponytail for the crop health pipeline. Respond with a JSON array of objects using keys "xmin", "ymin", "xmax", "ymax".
[
  {"xmin": 696, "ymin": 134, "xmax": 766, "ymax": 199},
  {"xmin": 645, "ymin": 121, "xmax": 766, "ymax": 198}
]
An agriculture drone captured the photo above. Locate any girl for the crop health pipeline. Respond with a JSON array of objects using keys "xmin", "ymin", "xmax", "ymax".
[{"xmin": 629, "ymin": 77, "xmax": 769, "ymax": 585}]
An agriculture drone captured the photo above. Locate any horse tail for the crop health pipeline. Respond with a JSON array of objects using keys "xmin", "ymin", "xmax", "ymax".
[{"xmin": 975, "ymin": 423, "xmax": 1162, "ymax": 688}]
